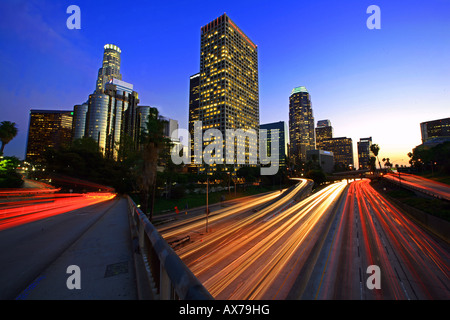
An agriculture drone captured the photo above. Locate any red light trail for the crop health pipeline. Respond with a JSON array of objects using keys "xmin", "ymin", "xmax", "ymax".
[
  {"xmin": 0, "ymin": 192, "xmax": 116, "ymax": 231},
  {"xmin": 317, "ymin": 179, "xmax": 449, "ymax": 299}
]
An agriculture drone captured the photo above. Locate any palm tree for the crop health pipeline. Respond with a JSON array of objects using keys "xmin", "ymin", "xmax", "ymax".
[
  {"xmin": 370, "ymin": 144, "xmax": 382, "ymax": 171},
  {"xmin": 138, "ymin": 108, "xmax": 171, "ymax": 221},
  {"xmin": 0, "ymin": 121, "xmax": 18, "ymax": 156}
]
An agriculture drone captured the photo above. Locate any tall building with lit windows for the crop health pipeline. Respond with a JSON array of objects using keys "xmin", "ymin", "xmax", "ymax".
[
  {"xmin": 357, "ymin": 137, "xmax": 373, "ymax": 169},
  {"xmin": 289, "ymin": 86, "xmax": 315, "ymax": 165},
  {"xmin": 96, "ymin": 44, "xmax": 122, "ymax": 93},
  {"xmin": 189, "ymin": 73, "xmax": 200, "ymax": 167},
  {"xmin": 26, "ymin": 110, "xmax": 73, "ymax": 164},
  {"xmin": 85, "ymin": 79, "xmax": 139, "ymax": 159},
  {"xmin": 83, "ymin": 44, "xmax": 140, "ymax": 160},
  {"xmin": 193, "ymin": 13, "xmax": 259, "ymax": 170},
  {"xmin": 315, "ymin": 119, "xmax": 333, "ymax": 150}
]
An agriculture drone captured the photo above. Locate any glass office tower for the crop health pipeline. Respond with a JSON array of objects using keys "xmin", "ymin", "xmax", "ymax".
[
  {"xmin": 321, "ymin": 137, "xmax": 354, "ymax": 171},
  {"xmin": 85, "ymin": 79, "xmax": 139, "ymax": 159},
  {"xmin": 83, "ymin": 44, "xmax": 140, "ymax": 160},
  {"xmin": 315, "ymin": 119, "xmax": 333, "ymax": 150},
  {"xmin": 289, "ymin": 86, "xmax": 315, "ymax": 165},
  {"xmin": 260, "ymin": 121, "xmax": 289, "ymax": 169},
  {"xmin": 72, "ymin": 103, "xmax": 88, "ymax": 140},
  {"xmin": 196, "ymin": 13, "xmax": 260, "ymax": 169},
  {"xmin": 357, "ymin": 137, "xmax": 373, "ymax": 169},
  {"xmin": 96, "ymin": 44, "xmax": 122, "ymax": 93}
]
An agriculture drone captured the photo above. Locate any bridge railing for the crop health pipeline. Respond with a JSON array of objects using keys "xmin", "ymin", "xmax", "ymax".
[{"xmin": 126, "ymin": 195, "xmax": 214, "ymax": 300}]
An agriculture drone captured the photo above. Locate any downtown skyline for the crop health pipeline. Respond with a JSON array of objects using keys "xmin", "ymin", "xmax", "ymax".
[{"xmin": 1, "ymin": 0, "xmax": 449, "ymax": 167}]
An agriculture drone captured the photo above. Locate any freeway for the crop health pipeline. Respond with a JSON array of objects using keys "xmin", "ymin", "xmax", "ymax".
[
  {"xmin": 162, "ymin": 178, "xmax": 449, "ymax": 300},
  {"xmin": 0, "ymin": 193, "xmax": 135, "ymax": 300},
  {"xmin": 384, "ymin": 172, "xmax": 450, "ymax": 201},
  {"xmin": 162, "ymin": 179, "xmax": 348, "ymax": 299},
  {"xmin": 309, "ymin": 179, "xmax": 450, "ymax": 300},
  {"xmin": 159, "ymin": 178, "xmax": 312, "ymax": 242}
]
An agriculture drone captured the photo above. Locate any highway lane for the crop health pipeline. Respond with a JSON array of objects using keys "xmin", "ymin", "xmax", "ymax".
[
  {"xmin": 384, "ymin": 172, "xmax": 450, "ymax": 200},
  {"xmin": 166, "ymin": 179, "xmax": 348, "ymax": 299},
  {"xmin": 0, "ymin": 194, "xmax": 118, "ymax": 299},
  {"xmin": 311, "ymin": 179, "xmax": 450, "ymax": 300},
  {"xmin": 159, "ymin": 178, "xmax": 312, "ymax": 242}
]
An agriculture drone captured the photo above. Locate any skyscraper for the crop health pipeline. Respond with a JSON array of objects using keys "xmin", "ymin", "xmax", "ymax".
[
  {"xmin": 289, "ymin": 86, "xmax": 315, "ymax": 165},
  {"xmin": 96, "ymin": 44, "xmax": 122, "ymax": 93},
  {"xmin": 26, "ymin": 110, "xmax": 73, "ymax": 163},
  {"xmin": 260, "ymin": 121, "xmax": 289, "ymax": 169},
  {"xmin": 189, "ymin": 73, "xmax": 200, "ymax": 166},
  {"xmin": 84, "ymin": 44, "xmax": 140, "ymax": 159},
  {"xmin": 320, "ymin": 137, "xmax": 354, "ymax": 170},
  {"xmin": 72, "ymin": 103, "xmax": 88, "ymax": 140},
  {"xmin": 85, "ymin": 79, "xmax": 139, "ymax": 159},
  {"xmin": 315, "ymin": 119, "xmax": 333, "ymax": 150},
  {"xmin": 357, "ymin": 137, "xmax": 373, "ymax": 169},
  {"xmin": 193, "ymin": 13, "xmax": 259, "ymax": 169}
]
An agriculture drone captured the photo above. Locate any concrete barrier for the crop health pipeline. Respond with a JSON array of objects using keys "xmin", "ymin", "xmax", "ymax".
[{"xmin": 127, "ymin": 196, "xmax": 213, "ymax": 300}]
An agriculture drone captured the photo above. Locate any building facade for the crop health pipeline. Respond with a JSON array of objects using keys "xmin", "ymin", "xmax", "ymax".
[
  {"xmin": 320, "ymin": 137, "xmax": 354, "ymax": 171},
  {"xmin": 306, "ymin": 149, "xmax": 334, "ymax": 173},
  {"xmin": 26, "ymin": 110, "xmax": 73, "ymax": 163},
  {"xmin": 85, "ymin": 79, "xmax": 139, "ymax": 159},
  {"xmin": 96, "ymin": 44, "xmax": 122, "ymax": 93},
  {"xmin": 193, "ymin": 13, "xmax": 259, "ymax": 170},
  {"xmin": 420, "ymin": 117, "xmax": 450, "ymax": 144},
  {"xmin": 72, "ymin": 103, "xmax": 88, "ymax": 140},
  {"xmin": 357, "ymin": 137, "xmax": 373, "ymax": 169},
  {"xmin": 289, "ymin": 86, "xmax": 315, "ymax": 165},
  {"xmin": 82, "ymin": 44, "xmax": 141, "ymax": 160},
  {"xmin": 315, "ymin": 119, "xmax": 333, "ymax": 150},
  {"xmin": 260, "ymin": 121, "xmax": 288, "ymax": 169}
]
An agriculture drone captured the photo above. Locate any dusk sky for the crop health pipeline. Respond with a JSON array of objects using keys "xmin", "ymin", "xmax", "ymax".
[{"xmin": 1, "ymin": 0, "xmax": 449, "ymax": 166}]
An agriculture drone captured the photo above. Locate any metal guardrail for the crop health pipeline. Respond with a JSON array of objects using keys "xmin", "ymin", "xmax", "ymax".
[{"xmin": 127, "ymin": 195, "xmax": 214, "ymax": 300}]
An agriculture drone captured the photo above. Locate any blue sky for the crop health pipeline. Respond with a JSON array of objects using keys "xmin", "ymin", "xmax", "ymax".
[{"xmin": 1, "ymin": 0, "xmax": 449, "ymax": 166}]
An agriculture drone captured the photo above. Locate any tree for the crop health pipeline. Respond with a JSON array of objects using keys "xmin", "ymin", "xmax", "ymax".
[
  {"xmin": 305, "ymin": 168, "xmax": 327, "ymax": 187},
  {"xmin": 138, "ymin": 108, "xmax": 172, "ymax": 221},
  {"xmin": 0, "ymin": 121, "xmax": 18, "ymax": 155},
  {"xmin": 370, "ymin": 144, "xmax": 382, "ymax": 171},
  {"xmin": 382, "ymin": 157, "xmax": 392, "ymax": 169},
  {"xmin": 0, "ymin": 156, "xmax": 23, "ymax": 188}
]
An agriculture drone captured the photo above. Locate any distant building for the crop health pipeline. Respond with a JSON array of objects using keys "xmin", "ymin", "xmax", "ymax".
[
  {"xmin": 26, "ymin": 110, "xmax": 73, "ymax": 164},
  {"xmin": 289, "ymin": 86, "xmax": 315, "ymax": 165},
  {"xmin": 315, "ymin": 119, "xmax": 333, "ymax": 150},
  {"xmin": 320, "ymin": 137, "xmax": 354, "ymax": 171},
  {"xmin": 420, "ymin": 117, "xmax": 450, "ymax": 143},
  {"xmin": 306, "ymin": 149, "xmax": 334, "ymax": 173},
  {"xmin": 357, "ymin": 137, "xmax": 373, "ymax": 169},
  {"xmin": 260, "ymin": 121, "xmax": 289, "ymax": 169}
]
